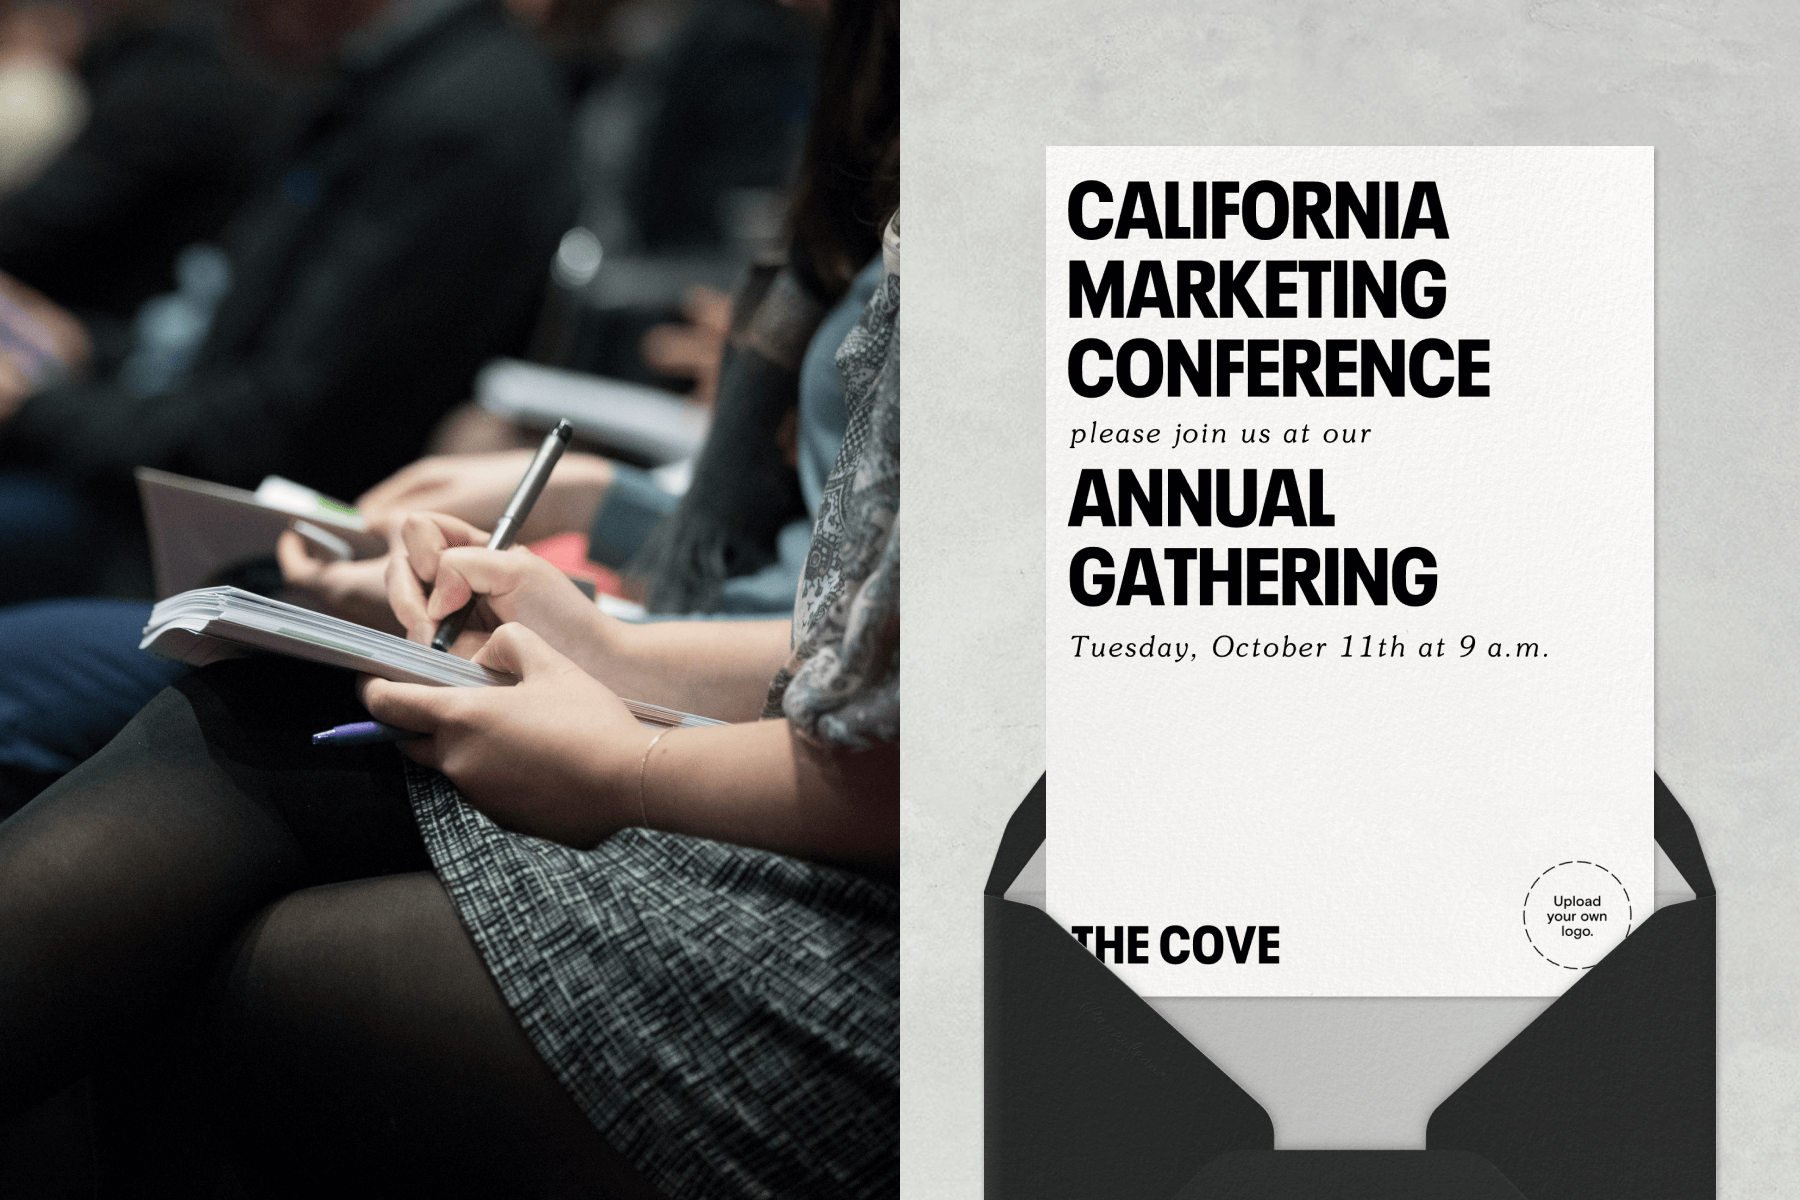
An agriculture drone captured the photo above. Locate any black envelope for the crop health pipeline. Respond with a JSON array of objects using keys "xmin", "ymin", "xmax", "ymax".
[{"xmin": 985, "ymin": 774, "xmax": 1714, "ymax": 1199}]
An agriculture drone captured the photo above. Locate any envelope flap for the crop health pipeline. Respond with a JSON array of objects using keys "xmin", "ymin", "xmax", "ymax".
[
  {"xmin": 987, "ymin": 894, "xmax": 1272, "ymax": 1199},
  {"xmin": 989, "ymin": 774, "xmax": 1713, "ymax": 1197},
  {"xmin": 1428, "ymin": 899, "xmax": 1714, "ymax": 1197},
  {"xmin": 1654, "ymin": 774, "xmax": 1714, "ymax": 898},
  {"xmin": 986, "ymin": 773, "xmax": 1046, "ymax": 897}
]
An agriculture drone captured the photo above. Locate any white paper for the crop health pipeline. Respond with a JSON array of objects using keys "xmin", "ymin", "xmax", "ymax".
[
  {"xmin": 476, "ymin": 358, "xmax": 707, "ymax": 464},
  {"xmin": 1045, "ymin": 146, "xmax": 1653, "ymax": 997},
  {"xmin": 141, "ymin": 587, "xmax": 722, "ymax": 730}
]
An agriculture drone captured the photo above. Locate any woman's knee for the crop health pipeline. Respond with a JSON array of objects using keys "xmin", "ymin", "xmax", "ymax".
[
  {"xmin": 211, "ymin": 873, "xmax": 648, "ymax": 1197},
  {"xmin": 214, "ymin": 872, "xmax": 478, "ymax": 1060}
]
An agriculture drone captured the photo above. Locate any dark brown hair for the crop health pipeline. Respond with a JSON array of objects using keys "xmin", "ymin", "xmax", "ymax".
[{"xmin": 786, "ymin": 0, "xmax": 899, "ymax": 302}]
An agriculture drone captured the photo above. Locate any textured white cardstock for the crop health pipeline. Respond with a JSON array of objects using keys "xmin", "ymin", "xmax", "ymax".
[{"xmin": 1045, "ymin": 146, "xmax": 1653, "ymax": 997}]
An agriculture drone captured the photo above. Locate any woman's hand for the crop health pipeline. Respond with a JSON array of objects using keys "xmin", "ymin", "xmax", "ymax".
[
  {"xmin": 0, "ymin": 270, "xmax": 90, "ymax": 370},
  {"xmin": 275, "ymin": 530, "xmax": 405, "ymax": 634},
  {"xmin": 357, "ymin": 450, "xmax": 613, "ymax": 543},
  {"xmin": 0, "ymin": 353, "xmax": 34, "ymax": 423},
  {"xmin": 360, "ymin": 623, "xmax": 654, "ymax": 847},
  {"xmin": 0, "ymin": 270, "xmax": 91, "ymax": 422},
  {"xmin": 386, "ymin": 515, "xmax": 789, "ymax": 722},
  {"xmin": 385, "ymin": 511, "xmax": 623, "ymax": 674},
  {"xmin": 362, "ymin": 624, "xmax": 896, "ymax": 869}
]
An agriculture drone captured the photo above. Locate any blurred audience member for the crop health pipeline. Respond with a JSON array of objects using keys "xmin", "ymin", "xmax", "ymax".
[
  {"xmin": 582, "ymin": 0, "xmax": 809, "ymax": 257},
  {"xmin": 0, "ymin": 0, "xmax": 576, "ymax": 602},
  {"xmin": 629, "ymin": 0, "xmax": 895, "ymax": 611},
  {"xmin": 0, "ymin": 0, "xmax": 895, "ymax": 815},
  {"xmin": 0, "ymin": 3, "xmax": 85, "ymax": 194},
  {"xmin": 0, "ymin": 0, "xmax": 276, "ymax": 362},
  {"xmin": 533, "ymin": 0, "xmax": 816, "ymax": 384}
]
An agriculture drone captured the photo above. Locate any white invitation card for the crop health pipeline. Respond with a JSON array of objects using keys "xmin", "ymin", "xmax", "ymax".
[{"xmin": 1045, "ymin": 146, "xmax": 1653, "ymax": 997}]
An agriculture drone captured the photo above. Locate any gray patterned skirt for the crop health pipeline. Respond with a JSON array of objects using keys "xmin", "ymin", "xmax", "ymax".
[{"xmin": 404, "ymin": 763, "xmax": 899, "ymax": 1199}]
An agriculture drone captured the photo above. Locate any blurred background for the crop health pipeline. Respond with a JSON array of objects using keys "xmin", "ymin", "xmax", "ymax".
[{"xmin": 0, "ymin": 0, "xmax": 829, "ymax": 603}]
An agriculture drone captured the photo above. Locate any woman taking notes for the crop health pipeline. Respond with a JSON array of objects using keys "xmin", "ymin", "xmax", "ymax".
[
  {"xmin": 0, "ymin": 227, "xmax": 897, "ymax": 1197},
  {"xmin": 0, "ymin": 0, "xmax": 899, "ymax": 1186}
]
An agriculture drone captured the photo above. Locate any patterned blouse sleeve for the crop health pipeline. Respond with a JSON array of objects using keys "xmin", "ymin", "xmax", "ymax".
[{"xmin": 762, "ymin": 219, "xmax": 900, "ymax": 750}]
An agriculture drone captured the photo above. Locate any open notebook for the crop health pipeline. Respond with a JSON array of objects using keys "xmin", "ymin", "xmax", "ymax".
[
  {"xmin": 141, "ymin": 587, "xmax": 722, "ymax": 731},
  {"xmin": 136, "ymin": 467, "xmax": 386, "ymax": 599}
]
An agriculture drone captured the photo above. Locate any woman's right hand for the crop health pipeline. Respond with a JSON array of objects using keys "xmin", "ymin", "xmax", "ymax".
[{"xmin": 385, "ymin": 511, "xmax": 624, "ymax": 676}]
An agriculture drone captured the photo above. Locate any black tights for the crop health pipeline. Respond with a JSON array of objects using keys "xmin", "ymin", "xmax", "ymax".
[{"xmin": 0, "ymin": 660, "xmax": 658, "ymax": 1198}]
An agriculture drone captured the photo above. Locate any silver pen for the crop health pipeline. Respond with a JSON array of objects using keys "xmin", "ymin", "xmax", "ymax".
[{"xmin": 429, "ymin": 419, "xmax": 573, "ymax": 653}]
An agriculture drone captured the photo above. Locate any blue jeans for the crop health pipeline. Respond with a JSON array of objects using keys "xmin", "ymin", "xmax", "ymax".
[
  {"xmin": 0, "ymin": 471, "xmax": 104, "ymax": 604},
  {"xmin": 0, "ymin": 598, "xmax": 179, "ymax": 814}
]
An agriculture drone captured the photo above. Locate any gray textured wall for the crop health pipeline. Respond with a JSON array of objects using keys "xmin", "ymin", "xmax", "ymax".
[{"xmin": 902, "ymin": 2, "xmax": 1800, "ymax": 1194}]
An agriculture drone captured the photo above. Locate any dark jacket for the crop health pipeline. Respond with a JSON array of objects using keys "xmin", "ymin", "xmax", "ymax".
[
  {"xmin": 0, "ymin": 12, "xmax": 276, "ymax": 328},
  {"xmin": 3, "ymin": 0, "xmax": 576, "ymax": 505},
  {"xmin": 619, "ymin": 0, "xmax": 814, "ymax": 253}
]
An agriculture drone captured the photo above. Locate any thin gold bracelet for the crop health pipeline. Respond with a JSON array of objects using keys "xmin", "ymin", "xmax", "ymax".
[{"xmin": 638, "ymin": 727, "xmax": 676, "ymax": 827}]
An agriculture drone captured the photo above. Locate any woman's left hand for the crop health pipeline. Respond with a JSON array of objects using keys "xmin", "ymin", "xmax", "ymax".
[
  {"xmin": 359, "ymin": 623, "xmax": 654, "ymax": 847},
  {"xmin": 275, "ymin": 530, "xmax": 403, "ymax": 634}
]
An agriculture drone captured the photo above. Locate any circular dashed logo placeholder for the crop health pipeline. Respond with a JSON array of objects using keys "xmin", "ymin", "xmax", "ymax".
[{"xmin": 1521, "ymin": 860, "xmax": 1632, "ymax": 969}]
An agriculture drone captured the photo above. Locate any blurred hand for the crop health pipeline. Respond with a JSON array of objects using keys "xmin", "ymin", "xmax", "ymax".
[
  {"xmin": 0, "ymin": 269, "xmax": 89, "ymax": 369},
  {"xmin": 275, "ymin": 529, "xmax": 404, "ymax": 634},
  {"xmin": 423, "ymin": 401, "xmax": 539, "ymax": 456},
  {"xmin": 360, "ymin": 623, "xmax": 652, "ymax": 846},
  {"xmin": 0, "ymin": 5, "xmax": 86, "ymax": 67},
  {"xmin": 357, "ymin": 450, "xmax": 613, "ymax": 543},
  {"xmin": 0, "ymin": 352, "xmax": 33, "ymax": 423},
  {"xmin": 641, "ymin": 283, "xmax": 731, "ymax": 406},
  {"xmin": 385, "ymin": 511, "xmax": 618, "ymax": 673},
  {"xmin": 0, "ymin": 269, "xmax": 91, "ymax": 424}
]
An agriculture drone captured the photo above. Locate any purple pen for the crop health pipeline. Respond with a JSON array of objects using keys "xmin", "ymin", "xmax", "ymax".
[{"xmin": 310, "ymin": 720, "xmax": 423, "ymax": 746}]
